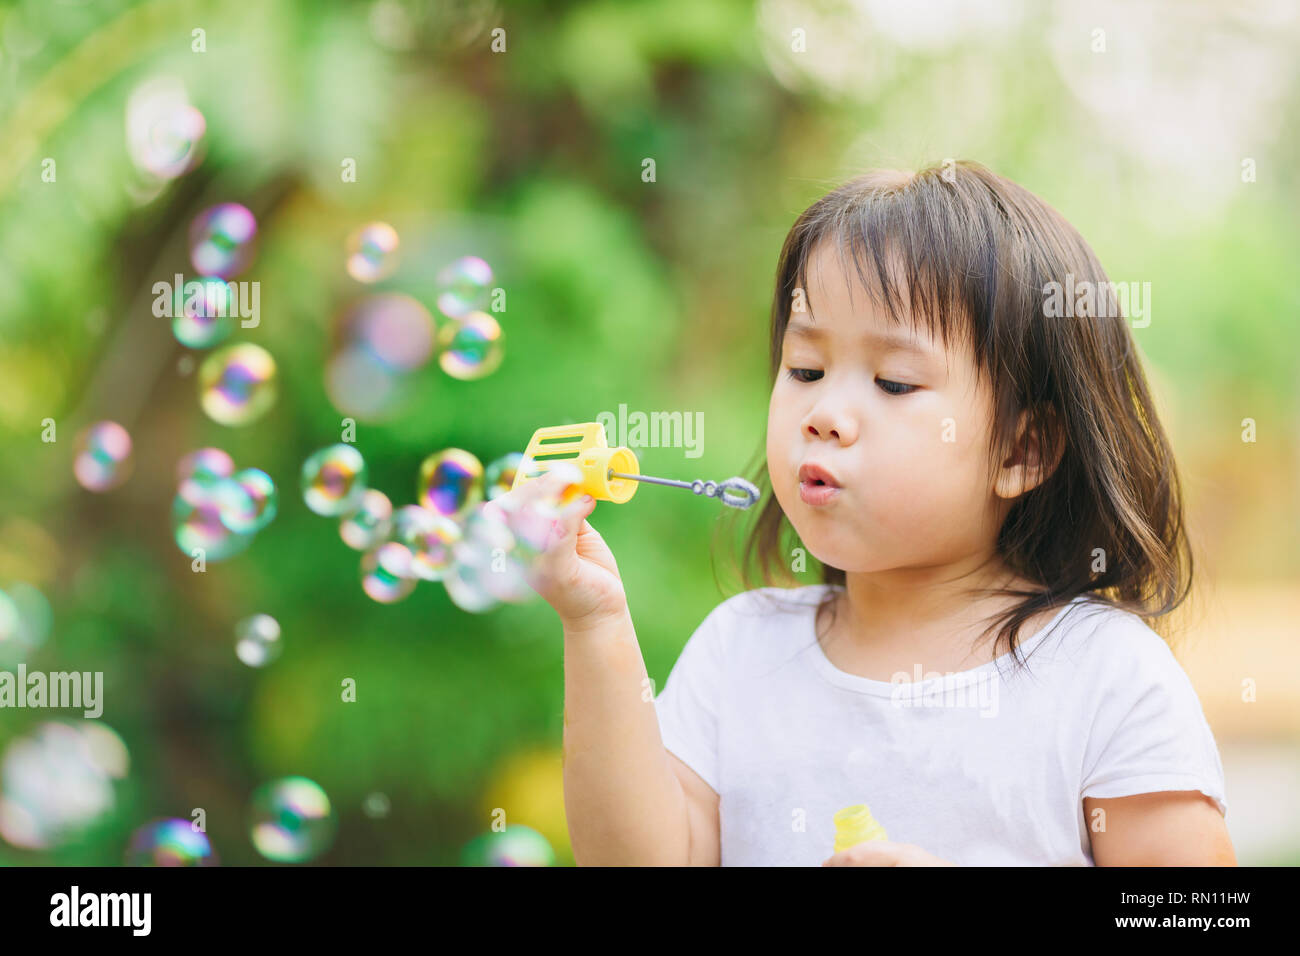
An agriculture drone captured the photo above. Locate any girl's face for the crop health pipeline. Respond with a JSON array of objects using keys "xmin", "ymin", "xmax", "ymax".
[{"xmin": 766, "ymin": 243, "xmax": 1007, "ymax": 574}]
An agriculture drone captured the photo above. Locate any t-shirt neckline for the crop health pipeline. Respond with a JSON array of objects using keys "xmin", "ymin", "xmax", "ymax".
[{"xmin": 805, "ymin": 585, "xmax": 1082, "ymax": 697}]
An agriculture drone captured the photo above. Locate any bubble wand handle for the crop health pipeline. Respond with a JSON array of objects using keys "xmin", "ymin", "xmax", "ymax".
[{"xmin": 607, "ymin": 470, "xmax": 761, "ymax": 510}]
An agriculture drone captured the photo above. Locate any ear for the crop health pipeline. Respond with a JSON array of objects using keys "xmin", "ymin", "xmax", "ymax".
[{"xmin": 993, "ymin": 407, "xmax": 1064, "ymax": 500}]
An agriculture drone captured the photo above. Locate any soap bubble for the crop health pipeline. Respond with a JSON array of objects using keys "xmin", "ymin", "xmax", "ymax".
[
  {"xmin": 0, "ymin": 722, "xmax": 129, "ymax": 850},
  {"xmin": 441, "ymin": 548, "xmax": 499, "ymax": 614},
  {"xmin": 438, "ymin": 311, "xmax": 504, "ymax": 380},
  {"xmin": 301, "ymin": 444, "xmax": 368, "ymax": 516},
  {"xmin": 0, "ymin": 583, "xmax": 52, "ymax": 666},
  {"xmin": 235, "ymin": 613, "xmax": 281, "ymax": 667},
  {"xmin": 126, "ymin": 77, "xmax": 206, "ymax": 179},
  {"xmin": 125, "ymin": 818, "xmax": 217, "ymax": 866},
  {"xmin": 248, "ymin": 776, "xmax": 336, "ymax": 863},
  {"xmin": 392, "ymin": 505, "xmax": 461, "ymax": 581},
  {"xmin": 339, "ymin": 489, "xmax": 393, "ymax": 551},
  {"xmin": 171, "ymin": 276, "xmax": 234, "ymax": 349},
  {"xmin": 73, "ymin": 421, "xmax": 132, "ymax": 492},
  {"xmin": 222, "ymin": 468, "xmax": 278, "ymax": 534},
  {"xmin": 460, "ymin": 825, "xmax": 555, "ymax": 866},
  {"xmin": 360, "ymin": 542, "xmax": 417, "ymax": 603},
  {"xmin": 417, "ymin": 448, "xmax": 483, "ymax": 520},
  {"xmin": 463, "ymin": 507, "xmax": 535, "ymax": 603},
  {"xmin": 198, "ymin": 343, "xmax": 278, "ymax": 426},
  {"xmin": 484, "ymin": 452, "xmax": 524, "ymax": 499},
  {"xmin": 189, "ymin": 203, "xmax": 257, "ymax": 278},
  {"xmin": 345, "ymin": 222, "xmax": 400, "ymax": 283},
  {"xmin": 177, "ymin": 447, "xmax": 235, "ymax": 482},
  {"xmin": 172, "ymin": 473, "xmax": 255, "ymax": 561},
  {"xmin": 435, "ymin": 255, "xmax": 492, "ymax": 318},
  {"xmin": 325, "ymin": 294, "xmax": 436, "ymax": 420}
]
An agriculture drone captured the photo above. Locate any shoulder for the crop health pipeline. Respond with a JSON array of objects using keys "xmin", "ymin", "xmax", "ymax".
[
  {"xmin": 1047, "ymin": 596, "xmax": 1190, "ymax": 679},
  {"xmin": 686, "ymin": 584, "xmax": 835, "ymax": 658}
]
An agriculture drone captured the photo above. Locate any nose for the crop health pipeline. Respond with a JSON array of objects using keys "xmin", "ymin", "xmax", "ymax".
[{"xmin": 802, "ymin": 402, "xmax": 857, "ymax": 445}]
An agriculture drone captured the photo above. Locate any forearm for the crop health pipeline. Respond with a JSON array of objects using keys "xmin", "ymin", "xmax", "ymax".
[{"xmin": 561, "ymin": 608, "xmax": 690, "ymax": 866}]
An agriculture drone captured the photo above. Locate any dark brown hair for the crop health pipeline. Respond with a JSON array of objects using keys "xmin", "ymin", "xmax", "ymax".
[{"xmin": 716, "ymin": 160, "xmax": 1194, "ymax": 672}]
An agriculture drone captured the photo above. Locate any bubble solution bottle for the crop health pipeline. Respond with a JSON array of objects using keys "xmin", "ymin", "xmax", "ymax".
[{"xmin": 833, "ymin": 803, "xmax": 888, "ymax": 852}]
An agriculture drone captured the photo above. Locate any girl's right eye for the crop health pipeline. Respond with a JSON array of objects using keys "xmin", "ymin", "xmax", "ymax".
[{"xmin": 786, "ymin": 368, "xmax": 823, "ymax": 383}]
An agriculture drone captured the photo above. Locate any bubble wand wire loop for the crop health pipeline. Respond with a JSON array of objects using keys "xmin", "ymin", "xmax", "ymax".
[{"xmin": 607, "ymin": 469, "xmax": 761, "ymax": 510}]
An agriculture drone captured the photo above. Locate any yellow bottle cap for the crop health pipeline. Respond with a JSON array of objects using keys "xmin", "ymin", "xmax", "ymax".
[
  {"xmin": 833, "ymin": 803, "xmax": 888, "ymax": 853},
  {"xmin": 511, "ymin": 422, "xmax": 640, "ymax": 504}
]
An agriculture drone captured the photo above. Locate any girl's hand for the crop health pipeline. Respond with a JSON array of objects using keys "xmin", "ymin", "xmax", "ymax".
[
  {"xmin": 822, "ymin": 841, "xmax": 957, "ymax": 866},
  {"xmin": 485, "ymin": 467, "xmax": 628, "ymax": 628}
]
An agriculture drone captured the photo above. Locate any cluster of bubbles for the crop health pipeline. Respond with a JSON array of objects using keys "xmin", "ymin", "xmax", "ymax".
[
  {"xmin": 0, "ymin": 582, "xmax": 52, "ymax": 666},
  {"xmin": 328, "ymin": 240, "xmax": 505, "ymax": 420},
  {"xmin": 172, "ymin": 448, "xmax": 278, "ymax": 562},
  {"xmin": 248, "ymin": 776, "xmax": 337, "ymax": 863},
  {"xmin": 234, "ymin": 613, "xmax": 282, "ymax": 667},
  {"xmin": 301, "ymin": 443, "xmax": 568, "ymax": 612},
  {"xmin": 460, "ymin": 825, "xmax": 556, "ymax": 866},
  {"xmin": 189, "ymin": 202, "xmax": 258, "ymax": 279},
  {"xmin": 73, "ymin": 421, "xmax": 133, "ymax": 493},
  {"xmin": 0, "ymin": 722, "xmax": 130, "ymax": 850},
  {"xmin": 125, "ymin": 818, "xmax": 217, "ymax": 866}
]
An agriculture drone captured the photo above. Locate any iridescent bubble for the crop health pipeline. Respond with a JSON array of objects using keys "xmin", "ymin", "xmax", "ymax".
[
  {"xmin": 0, "ymin": 722, "xmax": 129, "ymax": 850},
  {"xmin": 301, "ymin": 444, "xmax": 368, "ymax": 517},
  {"xmin": 485, "ymin": 451, "xmax": 524, "ymax": 499},
  {"xmin": 462, "ymin": 505, "xmax": 534, "ymax": 604},
  {"xmin": 177, "ymin": 447, "xmax": 235, "ymax": 482},
  {"xmin": 417, "ymin": 448, "xmax": 484, "ymax": 520},
  {"xmin": 441, "ymin": 545, "xmax": 499, "ymax": 614},
  {"xmin": 435, "ymin": 255, "xmax": 493, "ymax": 318},
  {"xmin": 0, "ymin": 583, "xmax": 52, "ymax": 666},
  {"xmin": 172, "ymin": 473, "xmax": 255, "ymax": 561},
  {"xmin": 345, "ymin": 222, "xmax": 400, "ymax": 283},
  {"xmin": 198, "ymin": 343, "xmax": 278, "ymax": 426},
  {"xmin": 222, "ymin": 468, "xmax": 278, "ymax": 534},
  {"xmin": 339, "ymin": 489, "xmax": 393, "ymax": 551},
  {"xmin": 460, "ymin": 825, "xmax": 555, "ymax": 866},
  {"xmin": 126, "ymin": 78, "xmax": 206, "ymax": 179},
  {"xmin": 171, "ymin": 276, "xmax": 234, "ymax": 349},
  {"xmin": 248, "ymin": 776, "xmax": 336, "ymax": 863},
  {"xmin": 362, "ymin": 792, "xmax": 390, "ymax": 819},
  {"xmin": 360, "ymin": 542, "xmax": 417, "ymax": 604},
  {"xmin": 235, "ymin": 613, "xmax": 281, "ymax": 667},
  {"xmin": 189, "ymin": 203, "xmax": 257, "ymax": 279},
  {"xmin": 73, "ymin": 421, "xmax": 132, "ymax": 492},
  {"xmin": 325, "ymin": 294, "xmax": 436, "ymax": 420},
  {"xmin": 126, "ymin": 818, "xmax": 217, "ymax": 866},
  {"xmin": 392, "ymin": 505, "xmax": 461, "ymax": 581},
  {"xmin": 438, "ymin": 311, "xmax": 504, "ymax": 380}
]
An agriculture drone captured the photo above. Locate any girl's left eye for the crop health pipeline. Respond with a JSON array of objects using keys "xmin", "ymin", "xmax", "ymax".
[{"xmin": 876, "ymin": 378, "xmax": 917, "ymax": 396}]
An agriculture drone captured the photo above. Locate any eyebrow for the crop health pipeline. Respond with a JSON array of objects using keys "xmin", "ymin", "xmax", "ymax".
[{"xmin": 783, "ymin": 320, "xmax": 934, "ymax": 356}]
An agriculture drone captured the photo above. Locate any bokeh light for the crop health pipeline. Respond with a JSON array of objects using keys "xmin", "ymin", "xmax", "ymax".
[
  {"xmin": 171, "ymin": 276, "xmax": 235, "ymax": 349},
  {"xmin": 484, "ymin": 452, "xmax": 524, "ymax": 499},
  {"xmin": 325, "ymin": 294, "xmax": 436, "ymax": 421},
  {"xmin": 223, "ymin": 468, "xmax": 278, "ymax": 534},
  {"xmin": 339, "ymin": 489, "xmax": 393, "ymax": 551},
  {"xmin": 460, "ymin": 825, "xmax": 555, "ymax": 866},
  {"xmin": 392, "ymin": 505, "xmax": 461, "ymax": 581},
  {"xmin": 360, "ymin": 542, "xmax": 417, "ymax": 603},
  {"xmin": 172, "ymin": 472, "xmax": 256, "ymax": 561}
]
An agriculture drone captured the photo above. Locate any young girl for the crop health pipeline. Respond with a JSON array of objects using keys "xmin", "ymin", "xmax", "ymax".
[{"xmin": 511, "ymin": 160, "xmax": 1234, "ymax": 867}]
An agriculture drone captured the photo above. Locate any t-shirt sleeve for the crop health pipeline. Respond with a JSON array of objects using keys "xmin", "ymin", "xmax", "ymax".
[
  {"xmin": 653, "ymin": 599, "xmax": 733, "ymax": 795},
  {"xmin": 1080, "ymin": 627, "xmax": 1228, "ymax": 817}
]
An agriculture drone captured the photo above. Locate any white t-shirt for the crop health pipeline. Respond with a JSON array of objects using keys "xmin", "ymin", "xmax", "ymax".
[{"xmin": 654, "ymin": 584, "xmax": 1228, "ymax": 866}]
